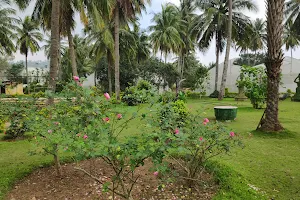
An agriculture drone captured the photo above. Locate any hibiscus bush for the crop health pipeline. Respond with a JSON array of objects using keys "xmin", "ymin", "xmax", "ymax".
[
  {"xmin": 26, "ymin": 76, "xmax": 241, "ymax": 199},
  {"xmin": 167, "ymin": 115, "xmax": 242, "ymax": 187}
]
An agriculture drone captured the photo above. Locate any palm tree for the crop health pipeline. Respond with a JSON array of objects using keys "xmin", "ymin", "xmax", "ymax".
[
  {"xmin": 285, "ymin": 0, "xmax": 300, "ymax": 36},
  {"xmin": 284, "ymin": 19, "xmax": 300, "ymax": 74},
  {"xmin": 14, "ymin": 0, "xmax": 61, "ymax": 100},
  {"xmin": 133, "ymin": 24, "xmax": 150, "ymax": 64},
  {"xmin": 249, "ymin": 18, "xmax": 267, "ymax": 53},
  {"xmin": 259, "ymin": 0, "xmax": 284, "ymax": 131},
  {"xmin": 176, "ymin": 0, "xmax": 196, "ymax": 94},
  {"xmin": 112, "ymin": 0, "xmax": 151, "ymax": 100},
  {"xmin": 0, "ymin": 2, "xmax": 18, "ymax": 55},
  {"xmin": 32, "ymin": 0, "xmax": 79, "ymax": 77},
  {"xmin": 43, "ymin": 34, "xmax": 67, "ymax": 80},
  {"xmin": 219, "ymin": 0, "xmax": 233, "ymax": 100},
  {"xmin": 87, "ymin": 22, "xmax": 115, "ymax": 94},
  {"xmin": 193, "ymin": 0, "xmax": 257, "ymax": 94},
  {"xmin": 150, "ymin": 4, "xmax": 183, "ymax": 63},
  {"xmin": 16, "ymin": 16, "xmax": 43, "ymax": 94}
]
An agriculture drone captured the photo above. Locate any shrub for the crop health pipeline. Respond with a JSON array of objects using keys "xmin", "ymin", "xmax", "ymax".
[
  {"xmin": 122, "ymin": 80, "xmax": 156, "ymax": 106},
  {"xmin": 237, "ymin": 66, "xmax": 267, "ymax": 109},
  {"xmin": 159, "ymin": 91, "xmax": 177, "ymax": 104},
  {"xmin": 4, "ymin": 102, "xmax": 31, "ymax": 140},
  {"xmin": 166, "ymin": 113, "xmax": 242, "ymax": 187},
  {"xmin": 209, "ymin": 90, "xmax": 219, "ymax": 98},
  {"xmin": 186, "ymin": 91, "xmax": 207, "ymax": 99},
  {"xmin": 31, "ymin": 91, "xmax": 45, "ymax": 99},
  {"xmin": 159, "ymin": 100, "xmax": 189, "ymax": 130}
]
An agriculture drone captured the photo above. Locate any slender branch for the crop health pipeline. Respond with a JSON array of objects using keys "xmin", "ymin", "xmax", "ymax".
[{"xmin": 74, "ymin": 167, "xmax": 127, "ymax": 199}]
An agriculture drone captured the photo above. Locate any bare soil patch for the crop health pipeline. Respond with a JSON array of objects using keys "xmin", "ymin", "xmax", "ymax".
[{"xmin": 6, "ymin": 159, "xmax": 217, "ymax": 200}]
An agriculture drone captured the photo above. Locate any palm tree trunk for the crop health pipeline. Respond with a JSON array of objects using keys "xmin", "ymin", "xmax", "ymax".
[
  {"xmin": 67, "ymin": 28, "xmax": 78, "ymax": 77},
  {"xmin": 259, "ymin": 0, "xmax": 284, "ymax": 131},
  {"xmin": 114, "ymin": 6, "xmax": 120, "ymax": 100},
  {"xmin": 290, "ymin": 49, "xmax": 293, "ymax": 74},
  {"xmin": 48, "ymin": 0, "xmax": 61, "ymax": 104},
  {"xmin": 25, "ymin": 53, "xmax": 30, "ymax": 94},
  {"xmin": 215, "ymin": 37, "xmax": 220, "ymax": 92},
  {"xmin": 219, "ymin": 0, "xmax": 233, "ymax": 100},
  {"xmin": 57, "ymin": 36, "xmax": 62, "ymax": 81},
  {"xmin": 107, "ymin": 52, "xmax": 113, "ymax": 95}
]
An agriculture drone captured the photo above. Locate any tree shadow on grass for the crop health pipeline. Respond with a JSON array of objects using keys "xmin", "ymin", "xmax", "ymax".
[{"xmin": 251, "ymin": 129, "xmax": 297, "ymax": 140}]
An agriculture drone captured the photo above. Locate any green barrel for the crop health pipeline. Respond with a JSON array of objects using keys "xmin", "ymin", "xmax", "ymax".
[{"xmin": 214, "ymin": 106, "xmax": 238, "ymax": 121}]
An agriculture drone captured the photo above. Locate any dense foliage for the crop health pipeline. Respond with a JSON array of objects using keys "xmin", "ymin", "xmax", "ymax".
[{"xmin": 237, "ymin": 66, "xmax": 267, "ymax": 109}]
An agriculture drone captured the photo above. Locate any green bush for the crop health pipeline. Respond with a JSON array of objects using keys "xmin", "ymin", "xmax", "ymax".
[
  {"xmin": 159, "ymin": 91, "xmax": 177, "ymax": 104},
  {"xmin": 122, "ymin": 80, "xmax": 156, "ymax": 106},
  {"xmin": 3, "ymin": 103, "xmax": 31, "ymax": 140},
  {"xmin": 186, "ymin": 91, "xmax": 206, "ymax": 99},
  {"xmin": 159, "ymin": 100, "xmax": 188, "ymax": 130},
  {"xmin": 209, "ymin": 90, "xmax": 219, "ymax": 98},
  {"xmin": 31, "ymin": 91, "xmax": 45, "ymax": 99}
]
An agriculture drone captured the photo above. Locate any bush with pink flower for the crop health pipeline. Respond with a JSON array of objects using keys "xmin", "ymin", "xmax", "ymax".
[{"xmin": 163, "ymin": 112, "xmax": 242, "ymax": 187}]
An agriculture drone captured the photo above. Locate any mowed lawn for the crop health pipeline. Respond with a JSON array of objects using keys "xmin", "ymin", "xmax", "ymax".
[
  {"xmin": 188, "ymin": 98, "xmax": 300, "ymax": 200},
  {"xmin": 0, "ymin": 98, "xmax": 300, "ymax": 199}
]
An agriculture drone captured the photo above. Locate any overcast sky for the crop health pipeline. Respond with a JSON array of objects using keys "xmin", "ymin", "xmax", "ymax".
[{"xmin": 12, "ymin": 0, "xmax": 297, "ymax": 65}]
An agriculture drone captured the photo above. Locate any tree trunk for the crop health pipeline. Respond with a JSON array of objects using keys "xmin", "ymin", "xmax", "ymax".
[
  {"xmin": 107, "ymin": 52, "xmax": 113, "ymax": 95},
  {"xmin": 215, "ymin": 37, "xmax": 220, "ymax": 92},
  {"xmin": 48, "ymin": 0, "xmax": 60, "ymax": 104},
  {"xmin": 219, "ymin": 0, "xmax": 233, "ymax": 100},
  {"xmin": 94, "ymin": 70, "xmax": 97, "ymax": 86},
  {"xmin": 57, "ymin": 36, "xmax": 62, "ymax": 81},
  {"xmin": 290, "ymin": 49, "xmax": 293, "ymax": 74},
  {"xmin": 260, "ymin": 0, "xmax": 284, "ymax": 131},
  {"xmin": 53, "ymin": 144, "xmax": 62, "ymax": 177},
  {"xmin": 67, "ymin": 28, "xmax": 78, "ymax": 77},
  {"xmin": 114, "ymin": 5, "xmax": 120, "ymax": 100},
  {"xmin": 25, "ymin": 53, "xmax": 30, "ymax": 94}
]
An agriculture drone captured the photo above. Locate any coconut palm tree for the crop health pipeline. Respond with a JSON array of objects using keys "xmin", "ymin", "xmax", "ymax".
[
  {"xmin": 16, "ymin": 16, "xmax": 43, "ymax": 93},
  {"xmin": 249, "ymin": 18, "xmax": 267, "ymax": 53},
  {"xmin": 193, "ymin": 0, "xmax": 257, "ymax": 94},
  {"xmin": 112, "ymin": 0, "xmax": 151, "ymax": 100},
  {"xmin": 14, "ymin": 0, "xmax": 61, "ymax": 101},
  {"xmin": 219, "ymin": 0, "xmax": 233, "ymax": 100},
  {"xmin": 32, "ymin": 0, "xmax": 79, "ymax": 77},
  {"xmin": 285, "ymin": 0, "xmax": 300, "ymax": 36},
  {"xmin": 150, "ymin": 4, "xmax": 183, "ymax": 63},
  {"xmin": 284, "ymin": 19, "xmax": 300, "ymax": 74},
  {"xmin": 133, "ymin": 24, "xmax": 150, "ymax": 64},
  {"xmin": 87, "ymin": 22, "xmax": 115, "ymax": 94},
  {"xmin": 0, "ymin": 2, "xmax": 19, "ymax": 55},
  {"xmin": 176, "ymin": 0, "xmax": 196, "ymax": 94},
  {"xmin": 259, "ymin": 0, "xmax": 284, "ymax": 131}
]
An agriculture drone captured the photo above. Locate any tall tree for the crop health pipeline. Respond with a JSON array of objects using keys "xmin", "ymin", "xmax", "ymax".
[
  {"xmin": 112, "ymin": 0, "xmax": 151, "ymax": 100},
  {"xmin": 176, "ymin": 0, "xmax": 196, "ymax": 94},
  {"xmin": 218, "ymin": 0, "xmax": 232, "ymax": 100},
  {"xmin": 285, "ymin": 0, "xmax": 300, "ymax": 36},
  {"xmin": 193, "ymin": 0, "xmax": 257, "ymax": 94},
  {"xmin": 259, "ymin": 0, "xmax": 284, "ymax": 131},
  {"xmin": 150, "ymin": 4, "xmax": 183, "ymax": 63},
  {"xmin": 0, "ymin": 1, "xmax": 18, "ymax": 55},
  {"xmin": 87, "ymin": 23, "xmax": 115, "ymax": 94},
  {"xmin": 32, "ymin": 0, "xmax": 79, "ymax": 77},
  {"xmin": 283, "ymin": 19, "xmax": 300, "ymax": 74},
  {"xmin": 16, "ymin": 16, "xmax": 43, "ymax": 93},
  {"xmin": 249, "ymin": 18, "xmax": 267, "ymax": 53}
]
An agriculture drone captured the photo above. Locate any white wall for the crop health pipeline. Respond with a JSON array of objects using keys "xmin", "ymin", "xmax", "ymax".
[{"xmin": 207, "ymin": 57, "xmax": 300, "ymax": 94}]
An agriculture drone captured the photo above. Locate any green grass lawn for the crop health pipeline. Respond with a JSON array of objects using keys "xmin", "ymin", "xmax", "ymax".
[{"xmin": 0, "ymin": 98, "xmax": 300, "ymax": 199}]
